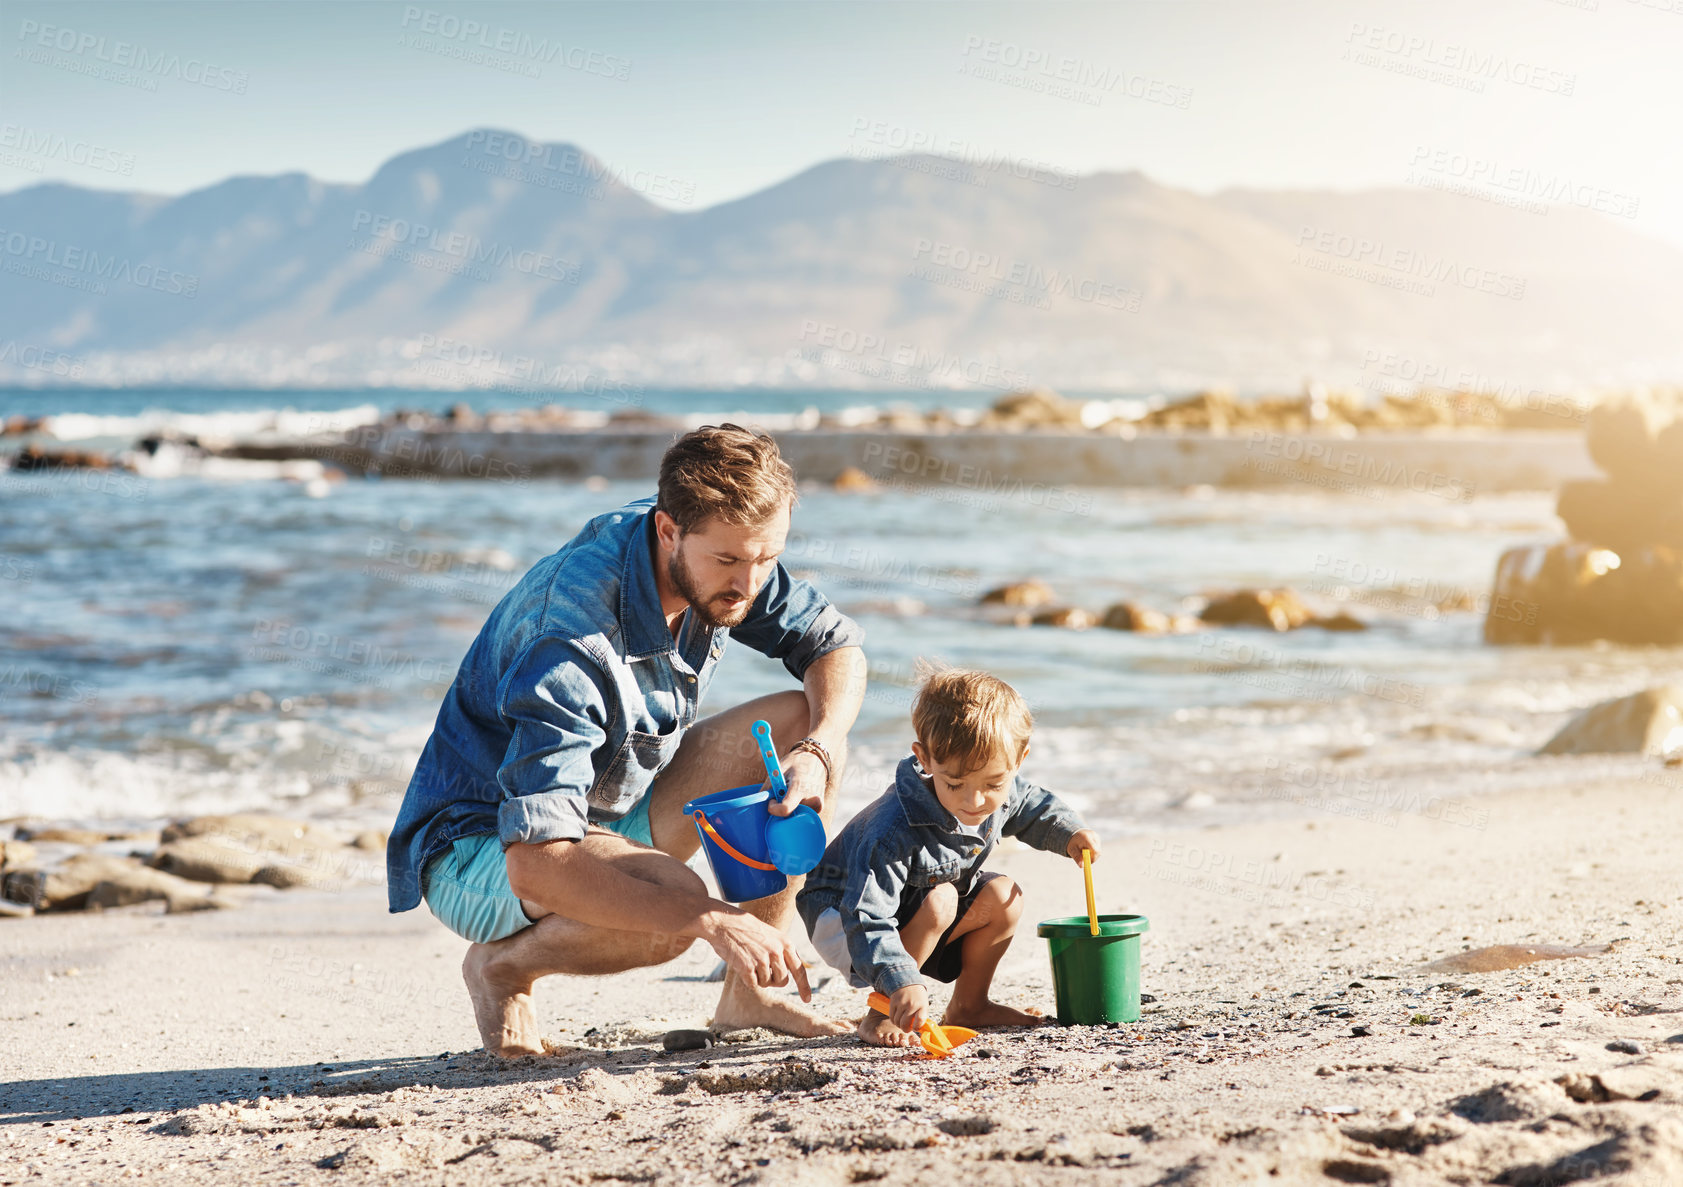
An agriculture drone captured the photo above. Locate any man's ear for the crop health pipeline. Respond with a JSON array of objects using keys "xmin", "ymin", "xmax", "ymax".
[{"xmin": 653, "ymin": 509, "xmax": 682, "ymax": 555}]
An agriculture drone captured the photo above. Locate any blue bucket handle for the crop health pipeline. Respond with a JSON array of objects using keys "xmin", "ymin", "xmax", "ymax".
[{"xmin": 693, "ymin": 810, "xmax": 778, "ymax": 871}]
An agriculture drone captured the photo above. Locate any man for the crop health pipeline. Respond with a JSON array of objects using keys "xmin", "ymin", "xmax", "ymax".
[{"xmin": 387, "ymin": 424, "xmax": 866, "ymax": 1055}]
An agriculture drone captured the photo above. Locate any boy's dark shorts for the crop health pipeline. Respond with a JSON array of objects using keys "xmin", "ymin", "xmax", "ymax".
[{"xmin": 894, "ymin": 872, "xmax": 1000, "ymax": 984}]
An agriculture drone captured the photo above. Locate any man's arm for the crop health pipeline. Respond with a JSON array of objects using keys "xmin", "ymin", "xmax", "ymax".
[
  {"xmin": 727, "ymin": 561, "xmax": 868, "ymax": 816},
  {"xmin": 775, "ymin": 644, "xmax": 866, "ymax": 816},
  {"xmin": 494, "ymin": 635, "xmax": 611, "ymax": 845}
]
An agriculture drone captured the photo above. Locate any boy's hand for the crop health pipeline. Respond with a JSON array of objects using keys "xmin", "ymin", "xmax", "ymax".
[
  {"xmin": 888, "ymin": 983, "xmax": 929, "ymax": 1035},
  {"xmin": 1066, "ymin": 829, "xmax": 1102, "ymax": 866}
]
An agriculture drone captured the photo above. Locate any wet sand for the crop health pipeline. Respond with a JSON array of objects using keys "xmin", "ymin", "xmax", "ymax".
[{"xmin": 3, "ymin": 775, "xmax": 1681, "ymax": 1185}]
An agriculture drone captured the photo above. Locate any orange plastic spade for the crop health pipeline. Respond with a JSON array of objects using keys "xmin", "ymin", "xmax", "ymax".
[{"xmin": 866, "ymin": 992, "xmax": 978, "ymax": 1058}]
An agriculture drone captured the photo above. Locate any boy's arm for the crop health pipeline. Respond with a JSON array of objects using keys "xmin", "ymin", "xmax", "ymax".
[
  {"xmin": 839, "ymin": 848, "xmax": 922, "ymax": 996},
  {"xmin": 1001, "ymin": 776, "xmax": 1087, "ymax": 856}
]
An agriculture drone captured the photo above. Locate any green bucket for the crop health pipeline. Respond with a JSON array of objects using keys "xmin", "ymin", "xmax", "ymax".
[{"xmin": 1036, "ymin": 914, "xmax": 1150, "ymax": 1025}]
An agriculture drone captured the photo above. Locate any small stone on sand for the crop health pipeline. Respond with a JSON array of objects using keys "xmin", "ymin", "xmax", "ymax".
[{"xmin": 662, "ymin": 1029, "xmax": 715, "ymax": 1053}]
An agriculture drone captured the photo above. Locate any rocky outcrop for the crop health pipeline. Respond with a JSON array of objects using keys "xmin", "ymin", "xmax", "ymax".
[
  {"xmin": 8, "ymin": 444, "xmax": 125, "ymax": 471},
  {"xmin": 0, "ymin": 839, "xmax": 38, "ymax": 870},
  {"xmin": 980, "ymin": 580, "xmax": 1056, "ymax": 608},
  {"xmin": 159, "ymin": 813, "xmax": 341, "ymax": 846},
  {"xmin": 149, "ymin": 836, "xmax": 269, "ymax": 884},
  {"xmin": 1487, "ymin": 394, "xmax": 1683, "ymax": 645},
  {"xmin": 979, "ymin": 389, "xmax": 1087, "ymax": 431},
  {"xmin": 1485, "ymin": 541, "xmax": 1683, "ymax": 646},
  {"xmin": 831, "ymin": 466, "xmax": 879, "ymax": 492},
  {"xmin": 1029, "ymin": 607, "xmax": 1097, "ymax": 629},
  {"xmin": 85, "ymin": 866, "xmax": 228, "ymax": 913},
  {"xmin": 15, "ymin": 825, "xmax": 158, "ymax": 845},
  {"xmin": 1555, "ymin": 480, "xmax": 1683, "ymax": 556},
  {"xmin": 1540, "ymin": 686, "xmax": 1683, "ymax": 756},
  {"xmin": 1133, "ymin": 387, "xmax": 1582, "ymax": 435},
  {"xmin": 1200, "ymin": 589, "xmax": 1313, "ymax": 631},
  {"xmin": 151, "ymin": 816, "xmax": 375, "ymax": 888},
  {"xmin": 3, "ymin": 853, "xmax": 150, "ymax": 911},
  {"xmin": 1584, "ymin": 391, "xmax": 1678, "ymax": 492},
  {"xmin": 2, "ymin": 813, "xmax": 382, "ymax": 917},
  {"xmin": 1100, "ymin": 602, "xmax": 1169, "ymax": 633},
  {"xmin": 1, "ymin": 415, "xmax": 44, "ymax": 437}
]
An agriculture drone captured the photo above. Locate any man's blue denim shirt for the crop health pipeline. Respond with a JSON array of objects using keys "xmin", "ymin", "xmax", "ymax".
[
  {"xmin": 386, "ymin": 496, "xmax": 864, "ymax": 913},
  {"xmin": 795, "ymin": 755, "xmax": 1084, "ymax": 995}
]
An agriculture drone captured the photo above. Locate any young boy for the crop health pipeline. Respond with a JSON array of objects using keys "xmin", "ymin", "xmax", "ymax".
[{"xmin": 797, "ymin": 666, "xmax": 1100, "ymax": 1047}]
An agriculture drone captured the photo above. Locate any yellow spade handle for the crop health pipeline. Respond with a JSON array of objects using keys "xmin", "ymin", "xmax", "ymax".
[{"xmin": 1082, "ymin": 848, "xmax": 1098, "ymax": 936}]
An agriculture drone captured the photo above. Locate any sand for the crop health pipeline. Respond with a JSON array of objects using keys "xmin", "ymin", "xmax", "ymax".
[{"xmin": 4, "ymin": 775, "xmax": 1682, "ymax": 1186}]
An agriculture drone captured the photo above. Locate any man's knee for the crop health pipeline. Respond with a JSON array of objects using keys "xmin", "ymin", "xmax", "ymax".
[
  {"xmin": 503, "ymin": 840, "xmax": 551, "ymax": 903},
  {"xmin": 647, "ymin": 855, "xmax": 707, "ymax": 898},
  {"xmin": 618, "ymin": 845, "xmax": 706, "ymax": 893}
]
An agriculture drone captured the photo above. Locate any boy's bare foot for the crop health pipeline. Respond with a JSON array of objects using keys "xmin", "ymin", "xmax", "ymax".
[
  {"xmin": 943, "ymin": 999, "xmax": 1047, "ymax": 1030},
  {"xmin": 856, "ymin": 1007, "xmax": 922, "ymax": 1048},
  {"xmin": 711, "ymin": 969, "xmax": 850, "ymax": 1038},
  {"xmin": 462, "ymin": 945, "xmax": 546, "ymax": 1058}
]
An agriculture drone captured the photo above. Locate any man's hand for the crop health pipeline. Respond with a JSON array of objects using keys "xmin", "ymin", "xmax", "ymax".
[
  {"xmin": 888, "ymin": 982, "xmax": 929, "ymax": 1035},
  {"xmin": 698, "ymin": 909, "xmax": 812, "ymax": 1001},
  {"xmin": 765, "ymin": 748, "xmax": 826, "ymax": 817},
  {"xmin": 1066, "ymin": 829, "xmax": 1102, "ymax": 867}
]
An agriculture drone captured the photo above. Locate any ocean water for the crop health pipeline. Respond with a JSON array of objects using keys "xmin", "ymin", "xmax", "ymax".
[{"xmin": 3, "ymin": 388, "xmax": 1681, "ymax": 841}]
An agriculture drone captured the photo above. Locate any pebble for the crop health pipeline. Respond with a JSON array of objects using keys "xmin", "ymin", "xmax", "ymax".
[
  {"xmin": 1606, "ymin": 1040, "xmax": 1643, "ymax": 1055},
  {"xmin": 662, "ymin": 1030, "xmax": 716, "ymax": 1053}
]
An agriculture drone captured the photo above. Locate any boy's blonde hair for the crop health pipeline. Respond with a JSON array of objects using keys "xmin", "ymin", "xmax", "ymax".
[{"xmin": 910, "ymin": 661, "xmax": 1033, "ymax": 774}]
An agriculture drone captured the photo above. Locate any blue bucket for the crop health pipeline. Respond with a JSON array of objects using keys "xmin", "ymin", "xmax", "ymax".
[{"xmin": 682, "ymin": 783, "xmax": 788, "ymax": 903}]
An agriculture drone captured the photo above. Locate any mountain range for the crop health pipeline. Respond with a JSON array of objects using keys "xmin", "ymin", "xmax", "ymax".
[{"xmin": 2, "ymin": 128, "xmax": 1679, "ymax": 394}]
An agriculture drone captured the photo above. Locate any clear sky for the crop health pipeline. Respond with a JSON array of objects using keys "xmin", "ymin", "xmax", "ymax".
[{"xmin": 3, "ymin": 0, "xmax": 1680, "ymax": 245}]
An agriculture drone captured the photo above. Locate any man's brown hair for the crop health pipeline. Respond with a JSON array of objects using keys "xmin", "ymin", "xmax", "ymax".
[
  {"xmin": 911, "ymin": 662, "xmax": 1034, "ymax": 774},
  {"xmin": 657, "ymin": 423, "xmax": 798, "ymax": 534}
]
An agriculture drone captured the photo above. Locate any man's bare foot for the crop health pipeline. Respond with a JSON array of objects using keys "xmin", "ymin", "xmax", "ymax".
[
  {"xmin": 462, "ymin": 944, "xmax": 546, "ymax": 1057},
  {"xmin": 856, "ymin": 1007, "xmax": 921, "ymax": 1048},
  {"xmin": 943, "ymin": 999, "xmax": 1047, "ymax": 1030},
  {"xmin": 710, "ymin": 969, "xmax": 850, "ymax": 1038}
]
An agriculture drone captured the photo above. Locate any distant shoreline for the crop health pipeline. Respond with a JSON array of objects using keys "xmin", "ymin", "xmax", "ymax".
[{"xmin": 216, "ymin": 424, "xmax": 1594, "ymax": 493}]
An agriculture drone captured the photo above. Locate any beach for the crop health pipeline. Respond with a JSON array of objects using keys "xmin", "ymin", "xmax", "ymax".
[
  {"xmin": 5, "ymin": 773, "xmax": 1682, "ymax": 1185},
  {"xmin": 6, "ymin": 2, "xmax": 1682, "ymax": 1181},
  {"xmin": 5, "ymin": 388, "xmax": 1683, "ymax": 1184}
]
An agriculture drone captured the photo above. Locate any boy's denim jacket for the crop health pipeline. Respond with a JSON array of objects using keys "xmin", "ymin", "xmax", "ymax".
[{"xmin": 797, "ymin": 755, "xmax": 1084, "ymax": 995}]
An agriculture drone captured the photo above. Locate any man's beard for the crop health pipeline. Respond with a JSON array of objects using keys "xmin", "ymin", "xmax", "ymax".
[{"xmin": 668, "ymin": 545, "xmax": 753, "ymax": 629}]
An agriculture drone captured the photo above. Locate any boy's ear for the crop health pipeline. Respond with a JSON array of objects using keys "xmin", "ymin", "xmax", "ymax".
[{"xmin": 911, "ymin": 740, "xmax": 929, "ymax": 770}]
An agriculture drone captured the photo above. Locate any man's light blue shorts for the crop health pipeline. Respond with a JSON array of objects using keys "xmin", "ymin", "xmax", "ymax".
[{"xmin": 422, "ymin": 797, "xmax": 654, "ymax": 945}]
